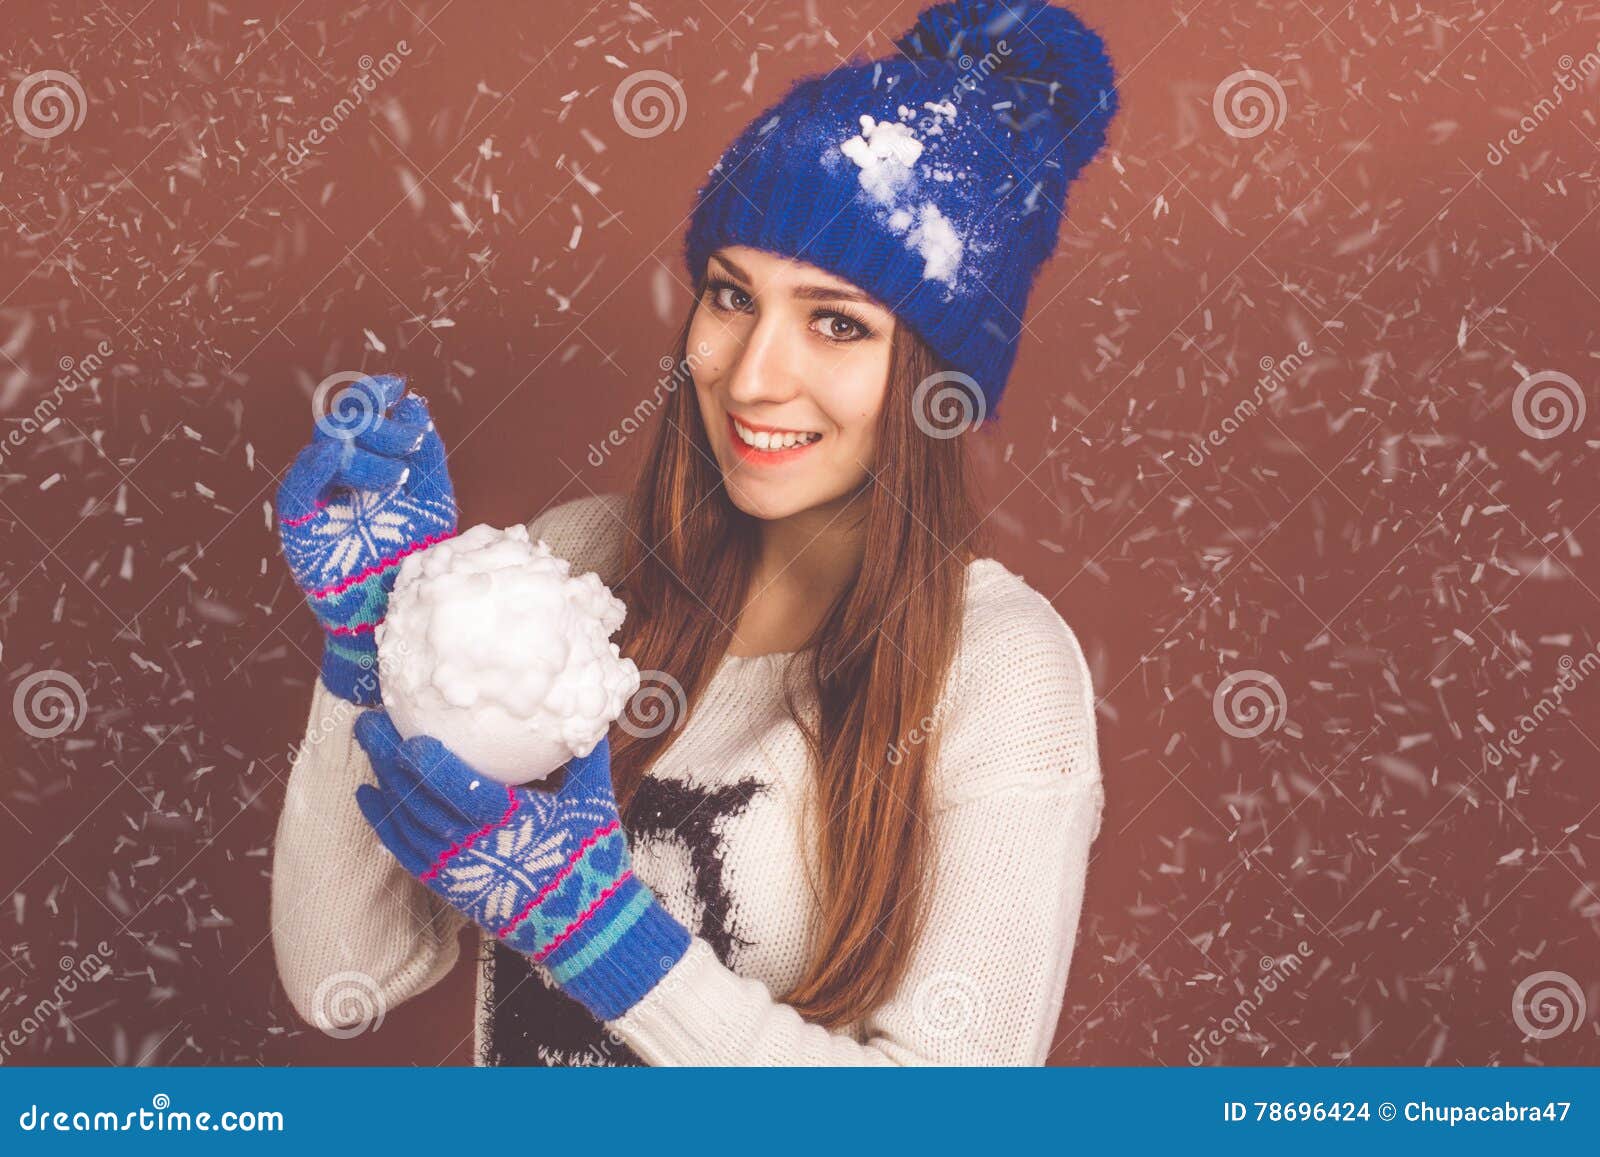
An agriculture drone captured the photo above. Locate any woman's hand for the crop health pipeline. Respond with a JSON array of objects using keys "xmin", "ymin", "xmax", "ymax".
[
  {"xmin": 350, "ymin": 710, "xmax": 691, "ymax": 1022},
  {"xmin": 276, "ymin": 373, "xmax": 457, "ymax": 705}
]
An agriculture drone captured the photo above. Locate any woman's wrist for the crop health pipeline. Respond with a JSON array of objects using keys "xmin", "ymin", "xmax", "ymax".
[
  {"xmin": 319, "ymin": 632, "xmax": 383, "ymax": 705},
  {"xmin": 517, "ymin": 872, "xmax": 692, "ymax": 1022},
  {"xmin": 309, "ymin": 528, "xmax": 457, "ymax": 705}
]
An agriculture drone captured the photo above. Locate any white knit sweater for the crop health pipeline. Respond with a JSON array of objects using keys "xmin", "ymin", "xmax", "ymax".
[{"xmin": 271, "ymin": 492, "xmax": 1105, "ymax": 1065}]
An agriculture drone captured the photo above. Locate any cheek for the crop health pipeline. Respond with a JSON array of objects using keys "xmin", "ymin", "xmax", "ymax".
[
  {"xmin": 685, "ymin": 311, "xmax": 723, "ymax": 375},
  {"xmin": 822, "ymin": 357, "xmax": 890, "ymax": 443}
]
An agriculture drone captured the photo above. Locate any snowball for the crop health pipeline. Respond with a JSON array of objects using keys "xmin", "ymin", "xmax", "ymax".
[{"xmin": 375, "ymin": 523, "xmax": 640, "ymax": 786}]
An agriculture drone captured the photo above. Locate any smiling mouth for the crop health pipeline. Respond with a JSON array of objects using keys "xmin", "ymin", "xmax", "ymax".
[{"xmin": 727, "ymin": 413, "xmax": 824, "ymax": 462}]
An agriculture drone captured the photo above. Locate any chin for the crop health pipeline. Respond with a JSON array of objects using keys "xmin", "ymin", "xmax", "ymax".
[
  {"xmin": 723, "ymin": 478, "xmax": 804, "ymax": 522},
  {"xmin": 724, "ymin": 471, "xmax": 862, "ymax": 523}
]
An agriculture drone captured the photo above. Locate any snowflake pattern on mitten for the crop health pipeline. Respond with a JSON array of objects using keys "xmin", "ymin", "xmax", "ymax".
[
  {"xmin": 282, "ymin": 483, "xmax": 456, "ymax": 589},
  {"xmin": 276, "ymin": 373, "xmax": 457, "ymax": 704},
  {"xmin": 419, "ymin": 782, "xmax": 620, "ymax": 952}
]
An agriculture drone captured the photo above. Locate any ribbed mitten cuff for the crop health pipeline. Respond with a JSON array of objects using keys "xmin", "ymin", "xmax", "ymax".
[
  {"xmin": 539, "ymin": 875, "xmax": 692, "ymax": 1023},
  {"xmin": 319, "ymin": 633, "xmax": 383, "ymax": 706}
]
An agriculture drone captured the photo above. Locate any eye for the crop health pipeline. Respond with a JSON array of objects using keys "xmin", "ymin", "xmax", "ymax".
[
  {"xmin": 704, "ymin": 277, "xmax": 752, "ymax": 313},
  {"xmin": 811, "ymin": 309, "xmax": 873, "ymax": 344}
]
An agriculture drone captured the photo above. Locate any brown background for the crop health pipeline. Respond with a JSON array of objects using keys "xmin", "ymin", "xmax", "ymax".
[{"xmin": 1, "ymin": 0, "xmax": 1597, "ymax": 1065}]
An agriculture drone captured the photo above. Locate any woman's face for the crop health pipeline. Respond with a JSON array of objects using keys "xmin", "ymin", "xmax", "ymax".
[{"xmin": 688, "ymin": 246, "xmax": 897, "ymax": 522}]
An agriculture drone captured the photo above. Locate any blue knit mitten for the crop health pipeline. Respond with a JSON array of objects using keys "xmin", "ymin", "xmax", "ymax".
[
  {"xmin": 276, "ymin": 374, "xmax": 457, "ymax": 705},
  {"xmin": 351, "ymin": 710, "xmax": 691, "ymax": 1022}
]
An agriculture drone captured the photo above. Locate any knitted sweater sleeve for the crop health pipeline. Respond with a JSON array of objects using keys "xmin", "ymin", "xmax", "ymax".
[
  {"xmin": 610, "ymin": 572, "xmax": 1106, "ymax": 1065},
  {"xmin": 270, "ymin": 678, "xmax": 469, "ymax": 1032}
]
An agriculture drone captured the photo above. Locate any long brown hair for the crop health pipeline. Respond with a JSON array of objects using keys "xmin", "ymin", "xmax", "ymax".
[{"xmin": 608, "ymin": 282, "xmax": 990, "ymax": 1029}]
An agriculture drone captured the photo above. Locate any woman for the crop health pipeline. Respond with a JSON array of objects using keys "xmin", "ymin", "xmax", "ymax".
[{"xmin": 270, "ymin": 0, "xmax": 1117, "ymax": 1065}]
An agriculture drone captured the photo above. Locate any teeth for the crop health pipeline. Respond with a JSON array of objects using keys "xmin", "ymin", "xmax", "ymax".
[{"xmin": 733, "ymin": 419, "xmax": 820, "ymax": 452}]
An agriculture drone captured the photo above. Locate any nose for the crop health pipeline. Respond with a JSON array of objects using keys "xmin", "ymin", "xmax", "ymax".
[{"xmin": 722, "ymin": 312, "xmax": 801, "ymax": 409}]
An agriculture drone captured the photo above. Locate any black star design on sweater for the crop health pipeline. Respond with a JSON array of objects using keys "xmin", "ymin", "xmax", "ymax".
[
  {"xmin": 625, "ymin": 775, "xmax": 767, "ymax": 962},
  {"xmin": 481, "ymin": 773, "xmax": 767, "ymax": 1067}
]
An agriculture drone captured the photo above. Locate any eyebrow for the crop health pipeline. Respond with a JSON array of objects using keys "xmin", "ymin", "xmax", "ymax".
[{"xmin": 709, "ymin": 253, "xmax": 886, "ymax": 310}]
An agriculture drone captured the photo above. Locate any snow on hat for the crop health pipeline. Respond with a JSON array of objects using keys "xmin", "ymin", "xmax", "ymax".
[{"xmin": 682, "ymin": 0, "xmax": 1118, "ymax": 422}]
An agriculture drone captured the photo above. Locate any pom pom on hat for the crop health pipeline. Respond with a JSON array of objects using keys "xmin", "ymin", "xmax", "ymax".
[{"xmin": 895, "ymin": 0, "xmax": 1118, "ymax": 182}]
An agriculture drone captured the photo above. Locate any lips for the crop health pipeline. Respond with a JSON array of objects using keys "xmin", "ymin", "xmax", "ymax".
[{"xmin": 725, "ymin": 413, "xmax": 824, "ymax": 465}]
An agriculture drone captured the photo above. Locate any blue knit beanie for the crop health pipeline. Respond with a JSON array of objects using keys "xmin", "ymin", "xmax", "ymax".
[{"xmin": 682, "ymin": 0, "xmax": 1118, "ymax": 422}]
